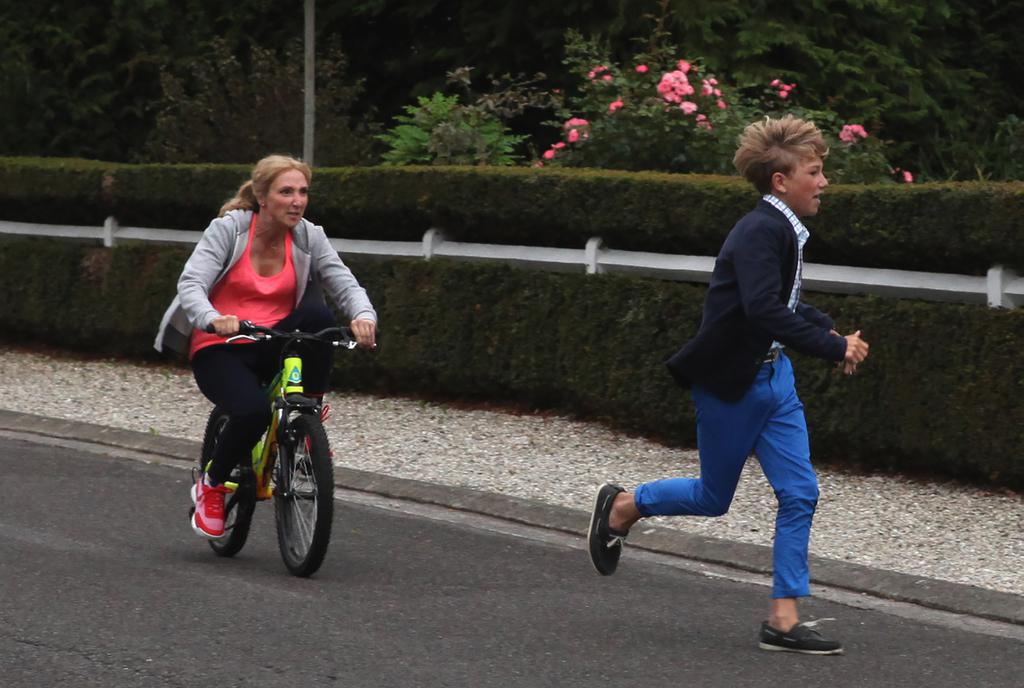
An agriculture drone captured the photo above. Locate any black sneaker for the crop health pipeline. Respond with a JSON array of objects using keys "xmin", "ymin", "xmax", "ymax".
[
  {"xmin": 587, "ymin": 483, "xmax": 629, "ymax": 575},
  {"xmin": 758, "ymin": 621, "xmax": 844, "ymax": 655}
]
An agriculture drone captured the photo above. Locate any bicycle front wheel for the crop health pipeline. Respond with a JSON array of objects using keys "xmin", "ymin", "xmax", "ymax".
[{"xmin": 274, "ymin": 413, "xmax": 335, "ymax": 577}]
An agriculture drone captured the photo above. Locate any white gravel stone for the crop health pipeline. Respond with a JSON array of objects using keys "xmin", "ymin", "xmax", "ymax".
[{"xmin": 1, "ymin": 347, "xmax": 1021, "ymax": 595}]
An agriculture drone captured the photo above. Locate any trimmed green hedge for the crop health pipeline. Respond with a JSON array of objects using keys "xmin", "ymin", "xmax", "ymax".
[
  {"xmin": 108, "ymin": 163, "xmax": 251, "ymax": 232},
  {"xmin": 1, "ymin": 236, "xmax": 1021, "ymax": 490},
  {"xmin": 4, "ymin": 157, "xmax": 1024, "ymax": 274},
  {"xmin": 0, "ymin": 157, "xmax": 115, "ymax": 226}
]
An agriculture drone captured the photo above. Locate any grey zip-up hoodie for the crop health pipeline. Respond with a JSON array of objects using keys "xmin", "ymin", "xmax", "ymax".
[{"xmin": 154, "ymin": 209, "xmax": 376, "ymax": 355}]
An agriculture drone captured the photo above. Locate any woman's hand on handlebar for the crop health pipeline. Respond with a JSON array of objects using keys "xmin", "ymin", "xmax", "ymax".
[
  {"xmin": 208, "ymin": 314, "xmax": 241, "ymax": 336},
  {"xmin": 350, "ymin": 318, "xmax": 376, "ymax": 349}
]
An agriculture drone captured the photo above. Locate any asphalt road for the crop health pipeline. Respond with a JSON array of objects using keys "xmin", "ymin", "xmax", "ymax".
[{"xmin": 1, "ymin": 439, "xmax": 1020, "ymax": 688}]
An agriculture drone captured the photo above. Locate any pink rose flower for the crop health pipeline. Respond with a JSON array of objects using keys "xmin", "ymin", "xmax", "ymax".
[
  {"xmin": 716, "ymin": 99, "xmax": 727, "ymax": 109},
  {"xmin": 543, "ymin": 149, "xmax": 556, "ymax": 160},
  {"xmin": 658, "ymin": 76, "xmax": 680, "ymax": 102},
  {"xmin": 658, "ymin": 71, "xmax": 697, "ymax": 103},
  {"xmin": 602, "ymin": 74, "xmax": 613, "ymax": 82},
  {"xmin": 903, "ymin": 170, "xmax": 914, "ymax": 183},
  {"xmin": 563, "ymin": 116, "xmax": 591, "ymax": 143},
  {"xmin": 839, "ymin": 124, "xmax": 869, "ymax": 143},
  {"xmin": 774, "ymin": 82, "xmax": 797, "ymax": 99},
  {"xmin": 677, "ymin": 59, "xmax": 691, "ymax": 73},
  {"xmin": 680, "ymin": 101, "xmax": 698, "ymax": 114},
  {"xmin": 635, "ymin": 65, "xmax": 648, "ymax": 73},
  {"xmin": 608, "ymin": 99, "xmax": 624, "ymax": 113},
  {"xmin": 552, "ymin": 142, "xmax": 566, "ymax": 150}
]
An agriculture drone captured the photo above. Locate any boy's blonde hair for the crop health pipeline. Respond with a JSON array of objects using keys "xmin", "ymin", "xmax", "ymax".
[
  {"xmin": 733, "ymin": 116, "xmax": 829, "ymax": 194},
  {"xmin": 219, "ymin": 155, "xmax": 312, "ymax": 216}
]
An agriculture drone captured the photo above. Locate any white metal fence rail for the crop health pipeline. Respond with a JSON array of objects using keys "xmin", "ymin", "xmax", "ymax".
[{"xmin": 2, "ymin": 218, "xmax": 1021, "ymax": 309}]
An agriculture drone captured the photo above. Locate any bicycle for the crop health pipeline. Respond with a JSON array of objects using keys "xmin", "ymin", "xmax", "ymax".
[{"xmin": 189, "ymin": 321, "xmax": 359, "ymax": 577}]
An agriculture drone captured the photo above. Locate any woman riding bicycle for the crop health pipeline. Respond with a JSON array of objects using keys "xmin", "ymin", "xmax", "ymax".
[{"xmin": 154, "ymin": 155, "xmax": 377, "ymax": 539}]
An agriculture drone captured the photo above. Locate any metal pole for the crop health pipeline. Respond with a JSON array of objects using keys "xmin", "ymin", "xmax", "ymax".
[{"xmin": 303, "ymin": 0, "xmax": 315, "ymax": 165}]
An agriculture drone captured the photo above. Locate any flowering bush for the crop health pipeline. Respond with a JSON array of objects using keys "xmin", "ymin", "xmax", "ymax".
[
  {"xmin": 537, "ymin": 31, "xmax": 904, "ymax": 184},
  {"xmin": 536, "ymin": 33, "xmax": 742, "ymax": 174}
]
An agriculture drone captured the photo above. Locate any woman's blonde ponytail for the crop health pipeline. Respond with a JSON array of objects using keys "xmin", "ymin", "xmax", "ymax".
[{"xmin": 218, "ymin": 180, "xmax": 259, "ymax": 216}]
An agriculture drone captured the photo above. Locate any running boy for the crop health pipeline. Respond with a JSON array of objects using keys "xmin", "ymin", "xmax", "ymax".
[{"xmin": 587, "ymin": 115, "xmax": 869, "ymax": 655}]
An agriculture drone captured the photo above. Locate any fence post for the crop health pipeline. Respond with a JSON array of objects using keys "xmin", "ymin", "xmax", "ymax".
[
  {"xmin": 423, "ymin": 228, "xmax": 444, "ymax": 261},
  {"xmin": 102, "ymin": 216, "xmax": 119, "ymax": 248},
  {"xmin": 986, "ymin": 265, "xmax": 1018, "ymax": 308},
  {"xmin": 585, "ymin": 237, "xmax": 604, "ymax": 274}
]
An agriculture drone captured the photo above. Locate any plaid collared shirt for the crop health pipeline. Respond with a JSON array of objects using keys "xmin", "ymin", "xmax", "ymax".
[{"xmin": 763, "ymin": 194, "xmax": 810, "ymax": 352}]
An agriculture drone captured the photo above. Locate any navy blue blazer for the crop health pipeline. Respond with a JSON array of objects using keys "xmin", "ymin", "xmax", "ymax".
[{"xmin": 665, "ymin": 200, "xmax": 847, "ymax": 401}]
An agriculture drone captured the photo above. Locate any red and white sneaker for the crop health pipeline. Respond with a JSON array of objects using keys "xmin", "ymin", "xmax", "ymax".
[{"xmin": 190, "ymin": 474, "xmax": 230, "ymax": 539}]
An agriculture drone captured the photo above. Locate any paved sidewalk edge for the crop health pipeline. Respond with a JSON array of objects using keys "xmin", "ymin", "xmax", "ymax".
[{"xmin": 2, "ymin": 408, "xmax": 1020, "ymax": 627}]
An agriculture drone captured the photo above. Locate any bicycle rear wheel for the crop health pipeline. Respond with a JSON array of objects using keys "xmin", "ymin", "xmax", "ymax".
[
  {"xmin": 198, "ymin": 407, "xmax": 256, "ymax": 558},
  {"xmin": 274, "ymin": 413, "xmax": 334, "ymax": 577}
]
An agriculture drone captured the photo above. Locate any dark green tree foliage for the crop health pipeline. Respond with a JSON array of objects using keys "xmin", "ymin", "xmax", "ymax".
[
  {"xmin": 0, "ymin": 0, "xmax": 315, "ymax": 162},
  {"xmin": 144, "ymin": 38, "xmax": 377, "ymax": 166},
  {"xmin": 0, "ymin": 2, "xmax": 165, "ymax": 160},
  {"xmin": 322, "ymin": 0, "xmax": 634, "ymax": 141},
  {"xmin": 658, "ymin": 0, "xmax": 1024, "ymax": 180},
  {"xmin": 327, "ymin": 0, "xmax": 1024, "ymax": 179},
  {"xmin": 1, "ymin": 0, "xmax": 1023, "ymax": 178}
]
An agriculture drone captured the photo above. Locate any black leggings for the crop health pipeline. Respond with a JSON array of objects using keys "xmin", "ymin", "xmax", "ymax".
[{"xmin": 191, "ymin": 302, "xmax": 336, "ymax": 484}]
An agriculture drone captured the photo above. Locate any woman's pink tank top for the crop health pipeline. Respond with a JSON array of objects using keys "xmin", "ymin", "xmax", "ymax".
[{"xmin": 190, "ymin": 215, "xmax": 296, "ymax": 359}]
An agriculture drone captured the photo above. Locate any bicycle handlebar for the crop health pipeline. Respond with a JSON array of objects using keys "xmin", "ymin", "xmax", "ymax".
[{"xmin": 204, "ymin": 320, "xmax": 359, "ymax": 348}]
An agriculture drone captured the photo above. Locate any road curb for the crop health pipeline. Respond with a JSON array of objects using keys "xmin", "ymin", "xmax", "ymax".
[{"xmin": 3, "ymin": 408, "xmax": 1021, "ymax": 626}]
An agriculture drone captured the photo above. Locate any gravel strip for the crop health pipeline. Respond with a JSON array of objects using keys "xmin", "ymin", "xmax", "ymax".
[{"xmin": 2, "ymin": 347, "xmax": 1021, "ymax": 595}]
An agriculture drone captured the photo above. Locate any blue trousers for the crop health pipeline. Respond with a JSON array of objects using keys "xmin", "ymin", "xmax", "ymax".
[{"xmin": 635, "ymin": 352, "xmax": 819, "ymax": 598}]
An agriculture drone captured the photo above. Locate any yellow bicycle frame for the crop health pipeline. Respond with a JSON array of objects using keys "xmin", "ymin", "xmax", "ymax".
[{"xmin": 246, "ymin": 355, "xmax": 304, "ymax": 500}]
